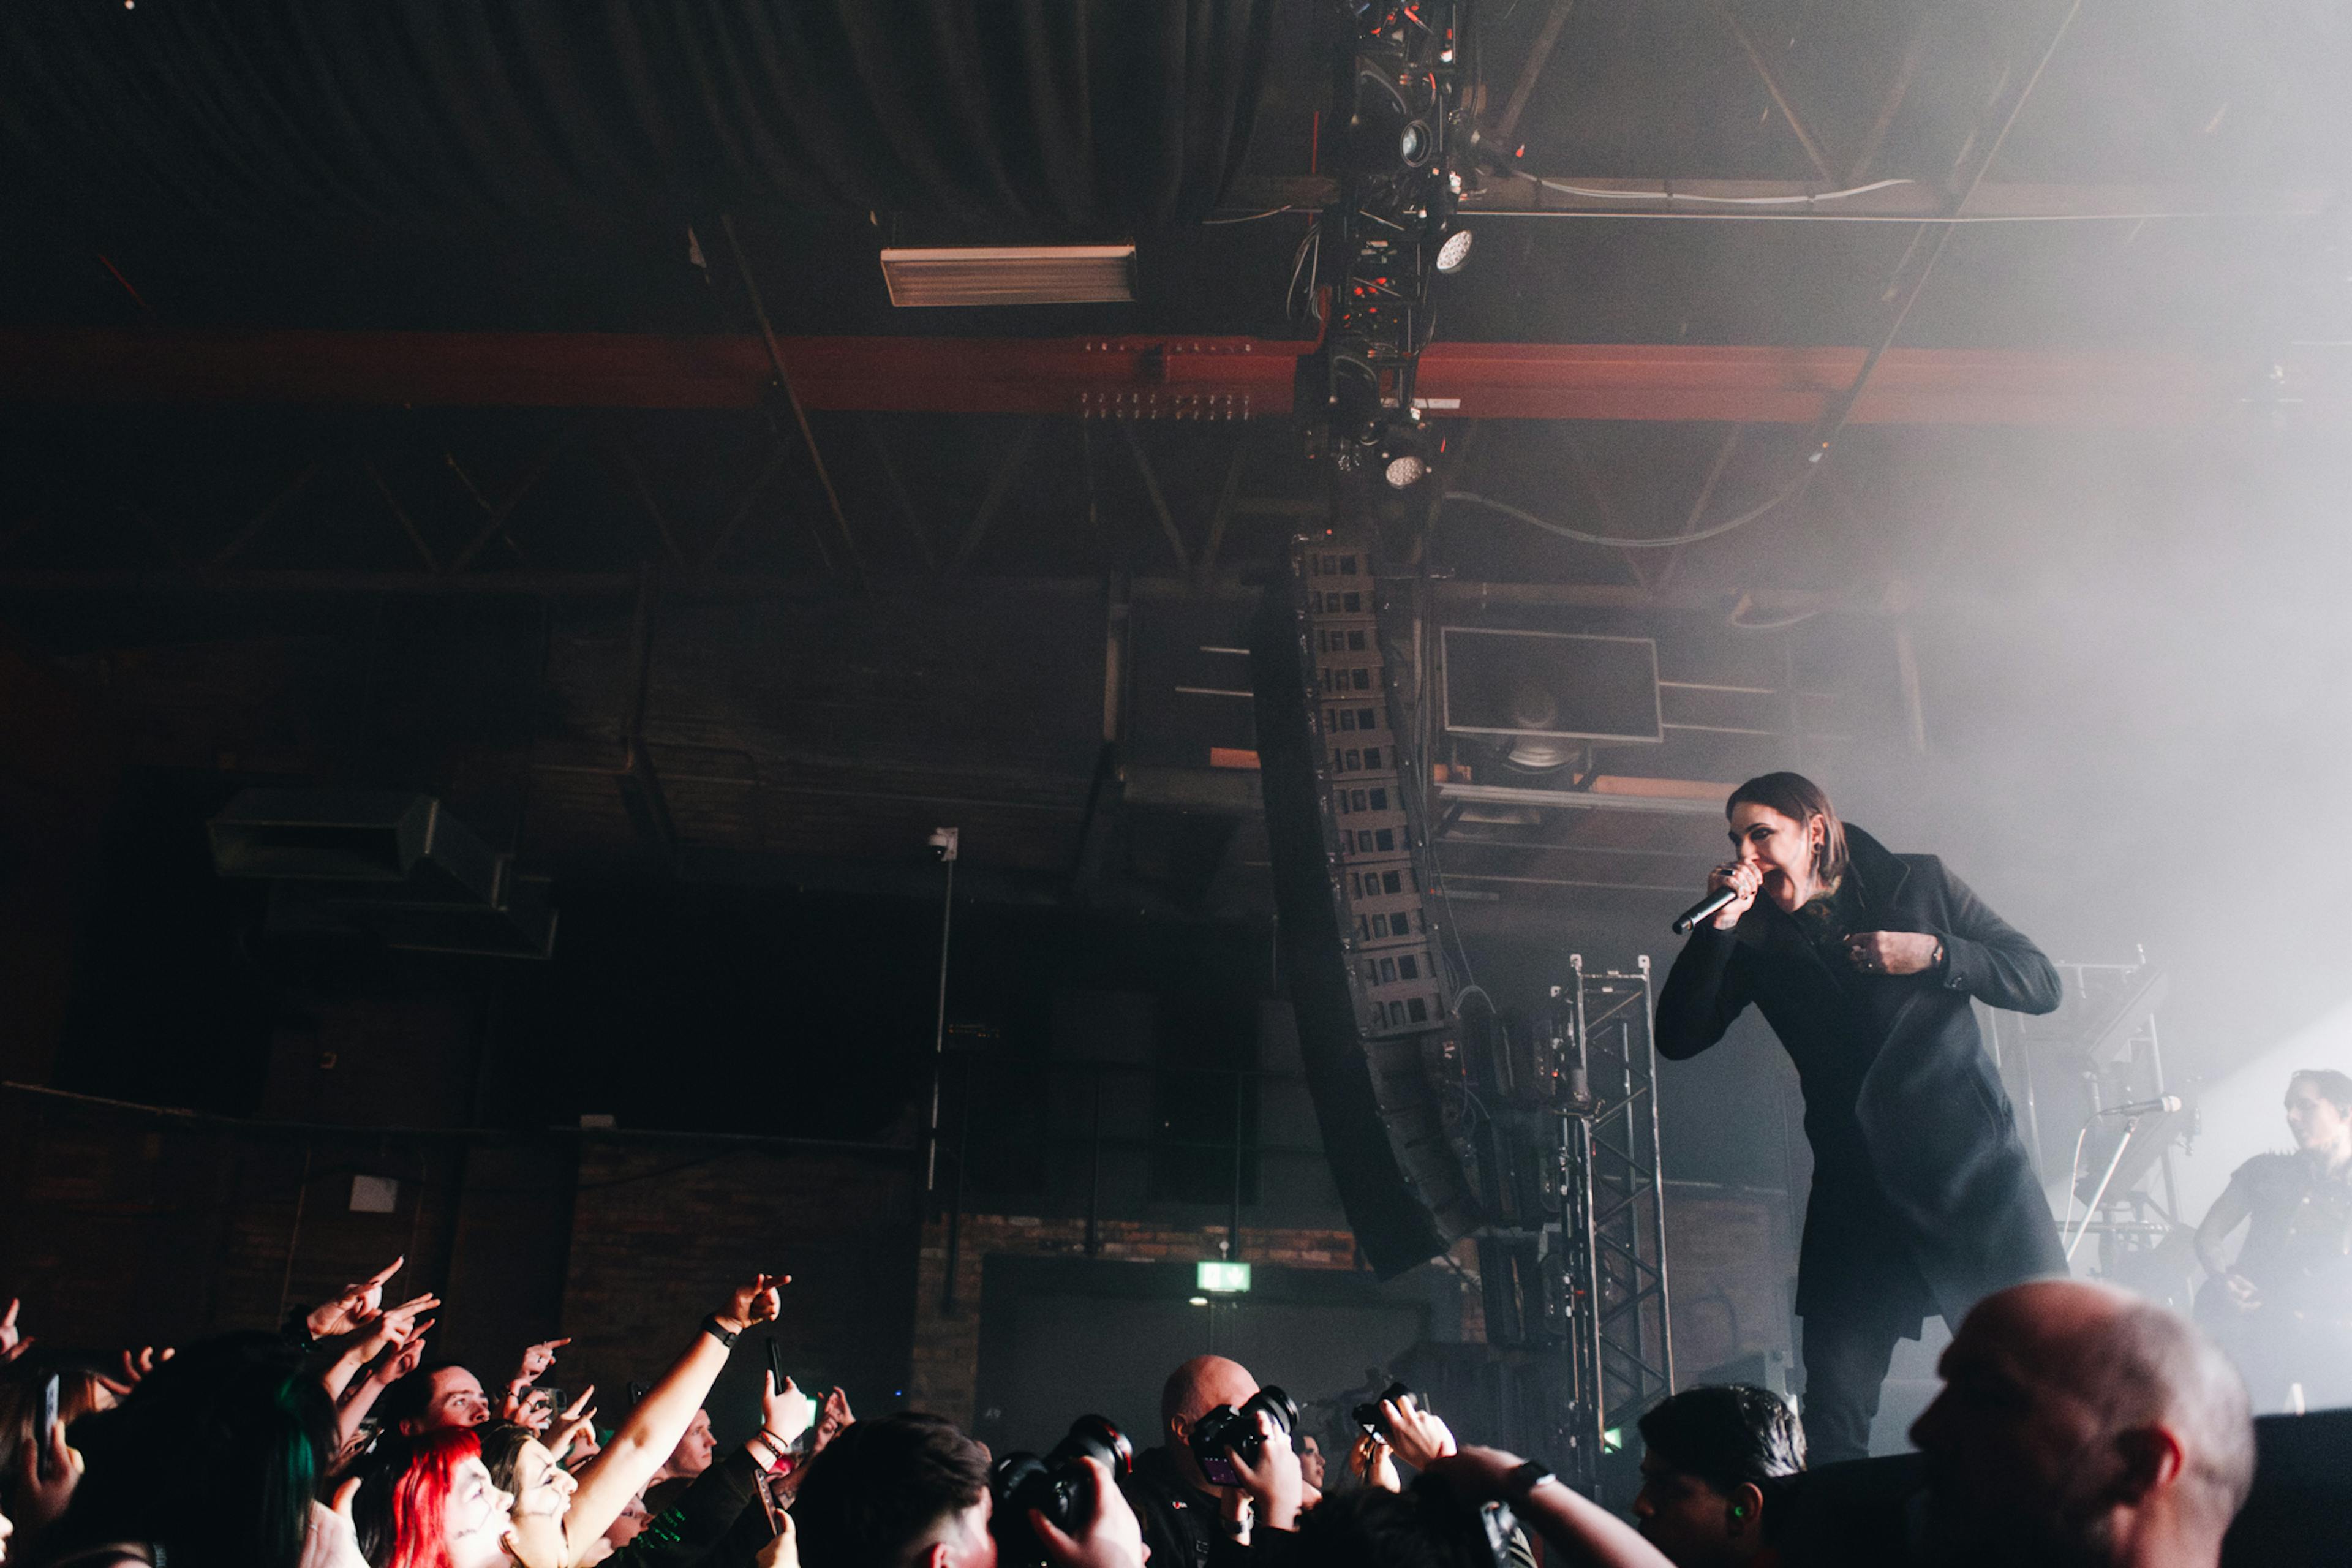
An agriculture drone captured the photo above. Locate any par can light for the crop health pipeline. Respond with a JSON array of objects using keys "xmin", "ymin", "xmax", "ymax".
[{"xmin": 1435, "ymin": 228, "xmax": 1475, "ymax": 274}]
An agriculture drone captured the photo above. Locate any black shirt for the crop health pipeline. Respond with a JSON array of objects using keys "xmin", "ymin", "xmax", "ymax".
[
  {"xmin": 1123, "ymin": 1447, "xmax": 1228, "ymax": 1568},
  {"xmin": 2222, "ymin": 1151, "xmax": 2352, "ymax": 1319}
]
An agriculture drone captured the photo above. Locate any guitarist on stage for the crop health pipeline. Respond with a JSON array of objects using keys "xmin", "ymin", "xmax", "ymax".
[{"xmin": 2194, "ymin": 1067, "xmax": 2352, "ymax": 1409}]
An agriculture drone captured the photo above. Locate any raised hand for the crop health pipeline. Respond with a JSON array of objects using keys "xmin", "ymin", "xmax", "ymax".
[
  {"xmin": 763, "ymin": 1370, "xmax": 816, "ymax": 1447},
  {"xmin": 811, "ymin": 1386, "xmax": 853, "ymax": 1453},
  {"xmin": 306, "ymin": 1256, "xmax": 405, "ymax": 1340},
  {"xmin": 513, "ymin": 1336, "xmax": 570, "ymax": 1384},
  {"xmin": 504, "ymin": 1381, "xmax": 555, "ymax": 1431},
  {"xmin": 1705, "ymin": 862, "xmax": 1764, "ymax": 930},
  {"xmin": 371, "ymin": 1332, "xmax": 428, "ymax": 1389},
  {"xmin": 375, "ymin": 1294, "xmax": 439, "ymax": 1344},
  {"xmin": 1378, "ymin": 1393, "xmax": 1458, "ymax": 1472},
  {"xmin": 718, "ymin": 1273, "xmax": 790, "ymax": 1332},
  {"xmin": 300, "ymin": 1477, "xmax": 369, "ymax": 1568},
  {"xmin": 0, "ymin": 1298, "xmax": 28, "ymax": 1365},
  {"xmin": 753, "ymin": 1510, "xmax": 799, "ymax": 1568},
  {"xmin": 97, "ymin": 1344, "xmax": 175, "ymax": 1400},
  {"xmin": 548, "ymin": 1390, "xmax": 599, "ymax": 1464},
  {"xmin": 13, "ymin": 1411, "xmax": 80, "ymax": 1535},
  {"xmin": 1349, "ymin": 1432, "xmax": 1400, "ymax": 1493},
  {"xmin": 1226, "ymin": 1409, "xmax": 1303, "ymax": 1531},
  {"xmin": 1028, "ymin": 1456, "xmax": 1145, "ymax": 1568}
]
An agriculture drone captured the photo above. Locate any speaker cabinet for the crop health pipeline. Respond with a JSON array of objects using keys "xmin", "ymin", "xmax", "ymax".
[{"xmin": 1252, "ymin": 532, "xmax": 1480, "ymax": 1278}]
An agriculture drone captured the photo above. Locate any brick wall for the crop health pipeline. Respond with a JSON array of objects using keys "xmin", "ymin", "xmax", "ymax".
[
  {"xmin": 0, "ymin": 1089, "xmax": 1795, "ymax": 1442},
  {"xmin": 0, "ymin": 1089, "xmax": 916, "ymax": 1443},
  {"xmin": 908, "ymin": 1212, "xmax": 1378, "ymax": 1425},
  {"xmin": 556, "ymin": 1139, "xmax": 918, "ymax": 1433}
]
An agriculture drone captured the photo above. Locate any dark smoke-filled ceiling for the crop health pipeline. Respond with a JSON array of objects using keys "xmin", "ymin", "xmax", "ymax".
[{"xmin": 0, "ymin": 0, "xmax": 2348, "ymax": 1080}]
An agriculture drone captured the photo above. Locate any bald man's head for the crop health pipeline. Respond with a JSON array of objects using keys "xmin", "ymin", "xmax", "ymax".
[
  {"xmin": 1910, "ymin": 1280, "xmax": 2253, "ymax": 1567},
  {"xmin": 1160, "ymin": 1355, "xmax": 1261, "ymax": 1491}
]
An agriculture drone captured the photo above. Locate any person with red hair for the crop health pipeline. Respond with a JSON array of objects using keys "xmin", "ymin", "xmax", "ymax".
[
  {"xmin": 354, "ymin": 1271, "xmax": 788, "ymax": 1568},
  {"xmin": 367, "ymin": 1427, "xmax": 513, "ymax": 1568}
]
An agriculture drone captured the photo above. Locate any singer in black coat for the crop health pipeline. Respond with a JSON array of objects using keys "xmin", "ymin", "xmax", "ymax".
[{"xmin": 1655, "ymin": 823, "xmax": 2066, "ymax": 1458}]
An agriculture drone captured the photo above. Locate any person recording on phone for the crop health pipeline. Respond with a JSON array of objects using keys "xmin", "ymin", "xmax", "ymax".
[{"xmin": 1656, "ymin": 772, "xmax": 2064, "ymax": 1463}]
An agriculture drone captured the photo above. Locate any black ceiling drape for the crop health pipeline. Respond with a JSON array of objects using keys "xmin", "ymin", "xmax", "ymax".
[{"xmin": 0, "ymin": 1, "xmax": 1278, "ymax": 235}]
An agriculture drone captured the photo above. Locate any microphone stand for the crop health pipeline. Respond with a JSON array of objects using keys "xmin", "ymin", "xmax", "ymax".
[{"xmin": 2065, "ymin": 1113, "xmax": 2142, "ymax": 1264}]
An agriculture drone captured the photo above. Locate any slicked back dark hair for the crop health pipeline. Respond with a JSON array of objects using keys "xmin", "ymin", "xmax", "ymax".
[
  {"xmin": 1727, "ymin": 772, "xmax": 1848, "ymax": 886},
  {"xmin": 794, "ymin": 1414, "xmax": 990, "ymax": 1568},
  {"xmin": 2288, "ymin": 1068, "xmax": 2352, "ymax": 1116},
  {"xmin": 1637, "ymin": 1384, "xmax": 1806, "ymax": 1494}
]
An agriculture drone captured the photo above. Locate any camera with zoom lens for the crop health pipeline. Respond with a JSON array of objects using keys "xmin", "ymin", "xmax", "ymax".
[
  {"xmin": 990, "ymin": 1415, "xmax": 1133, "ymax": 1567},
  {"xmin": 1187, "ymin": 1385, "xmax": 1299, "ymax": 1488},
  {"xmin": 1352, "ymin": 1380, "xmax": 1415, "ymax": 1438}
]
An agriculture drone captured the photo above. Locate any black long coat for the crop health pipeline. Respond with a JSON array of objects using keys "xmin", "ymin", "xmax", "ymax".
[{"xmin": 1654, "ymin": 825, "xmax": 2068, "ymax": 1334}]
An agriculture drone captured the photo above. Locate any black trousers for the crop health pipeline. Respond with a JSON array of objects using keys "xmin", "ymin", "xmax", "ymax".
[{"xmin": 1800, "ymin": 1316, "xmax": 1907, "ymax": 1464}]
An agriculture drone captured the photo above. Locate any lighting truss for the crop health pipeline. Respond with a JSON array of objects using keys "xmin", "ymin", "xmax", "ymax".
[
  {"xmin": 1311, "ymin": 0, "xmax": 1472, "ymax": 478},
  {"xmin": 1553, "ymin": 954, "xmax": 1675, "ymax": 1492}
]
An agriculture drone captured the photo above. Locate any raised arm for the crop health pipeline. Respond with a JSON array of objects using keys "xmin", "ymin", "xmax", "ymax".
[
  {"xmin": 1425, "ymin": 1449, "xmax": 1670, "ymax": 1568},
  {"xmin": 564, "ymin": 1272, "xmax": 786, "ymax": 1564},
  {"xmin": 1654, "ymin": 925, "xmax": 1755, "ymax": 1061},
  {"xmin": 1927, "ymin": 862, "xmax": 2062, "ymax": 1016}
]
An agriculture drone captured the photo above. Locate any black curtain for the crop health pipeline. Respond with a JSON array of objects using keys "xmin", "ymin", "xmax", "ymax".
[{"xmin": 0, "ymin": 1, "xmax": 1278, "ymax": 235}]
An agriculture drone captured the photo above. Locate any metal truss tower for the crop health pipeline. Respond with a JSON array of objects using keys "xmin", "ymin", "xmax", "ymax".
[{"xmin": 1551, "ymin": 954, "xmax": 1675, "ymax": 1491}]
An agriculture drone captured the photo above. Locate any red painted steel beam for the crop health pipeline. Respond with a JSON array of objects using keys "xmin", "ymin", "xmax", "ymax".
[{"xmin": 0, "ymin": 329, "xmax": 2337, "ymax": 428}]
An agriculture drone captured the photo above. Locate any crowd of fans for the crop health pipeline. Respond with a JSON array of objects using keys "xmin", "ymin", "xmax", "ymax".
[{"xmin": 0, "ymin": 1265, "xmax": 2267, "ymax": 1568}]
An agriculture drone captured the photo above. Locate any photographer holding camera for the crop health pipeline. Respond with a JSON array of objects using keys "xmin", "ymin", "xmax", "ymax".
[
  {"xmin": 1123, "ymin": 1356, "xmax": 1308, "ymax": 1568},
  {"xmin": 794, "ymin": 1412, "xmax": 1144, "ymax": 1568}
]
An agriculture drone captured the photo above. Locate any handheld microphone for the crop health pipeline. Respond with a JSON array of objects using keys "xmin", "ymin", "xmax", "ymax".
[
  {"xmin": 2098, "ymin": 1096, "xmax": 2183, "ymax": 1117},
  {"xmin": 1671, "ymin": 887, "xmax": 1739, "ymax": 936}
]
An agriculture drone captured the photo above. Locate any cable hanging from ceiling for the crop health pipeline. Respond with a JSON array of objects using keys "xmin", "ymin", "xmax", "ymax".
[
  {"xmin": 1441, "ymin": 462, "xmax": 1816, "ymax": 550},
  {"xmin": 1512, "ymin": 172, "xmax": 1920, "ymax": 205}
]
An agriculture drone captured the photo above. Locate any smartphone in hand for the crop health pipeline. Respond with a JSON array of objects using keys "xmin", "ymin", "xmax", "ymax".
[{"xmin": 36, "ymin": 1372, "xmax": 59, "ymax": 1479}]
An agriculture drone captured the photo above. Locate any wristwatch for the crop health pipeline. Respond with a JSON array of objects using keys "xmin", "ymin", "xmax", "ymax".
[
  {"xmin": 701, "ymin": 1314, "xmax": 741, "ymax": 1348},
  {"xmin": 1504, "ymin": 1460, "xmax": 1555, "ymax": 1501}
]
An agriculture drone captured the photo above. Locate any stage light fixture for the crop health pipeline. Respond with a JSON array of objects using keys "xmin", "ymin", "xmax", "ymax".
[
  {"xmin": 1434, "ymin": 228, "xmax": 1474, "ymax": 274},
  {"xmin": 1344, "ymin": 62, "xmax": 1439, "ymax": 176},
  {"xmin": 878, "ymin": 245, "xmax": 1135, "ymax": 307},
  {"xmin": 1376, "ymin": 417, "xmax": 1438, "ymax": 488}
]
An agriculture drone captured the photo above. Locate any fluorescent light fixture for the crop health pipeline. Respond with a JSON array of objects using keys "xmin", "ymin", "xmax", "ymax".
[
  {"xmin": 880, "ymin": 245, "xmax": 1136, "ymax": 308},
  {"xmin": 1189, "ymin": 1296, "xmax": 1212, "ymax": 1307},
  {"xmin": 1196, "ymin": 1261, "xmax": 1253, "ymax": 1294}
]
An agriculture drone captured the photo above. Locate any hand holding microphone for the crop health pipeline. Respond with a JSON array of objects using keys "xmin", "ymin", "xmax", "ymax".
[{"xmin": 1673, "ymin": 861, "xmax": 1762, "ymax": 935}]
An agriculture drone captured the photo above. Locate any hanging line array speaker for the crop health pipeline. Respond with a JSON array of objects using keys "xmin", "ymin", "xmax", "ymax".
[{"xmin": 1251, "ymin": 531, "xmax": 1481, "ymax": 1278}]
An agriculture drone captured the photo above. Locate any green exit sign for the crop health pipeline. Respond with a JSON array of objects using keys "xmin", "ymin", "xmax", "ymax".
[{"xmin": 1196, "ymin": 1261, "xmax": 1253, "ymax": 1294}]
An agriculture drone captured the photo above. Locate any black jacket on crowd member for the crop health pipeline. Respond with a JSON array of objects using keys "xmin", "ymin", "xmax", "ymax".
[
  {"xmin": 623, "ymin": 1446, "xmax": 767, "ymax": 1568},
  {"xmin": 1656, "ymin": 825, "xmax": 2065, "ymax": 1335}
]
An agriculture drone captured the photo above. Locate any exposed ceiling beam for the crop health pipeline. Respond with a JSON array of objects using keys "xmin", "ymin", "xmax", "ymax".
[
  {"xmin": 0, "ymin": 569, "xmax": 1849, "ymax": 616},
  {"xmin": 1456, "ymin": 176, "xmax": 2330, "ymax": 222},
  {"xmin": 1225, "ymin": 172, "xmax": 2329, "ymax": 223},
  {"xmin": 3, "ymin": 330, "xmax": 2337, "ymax": 427}
]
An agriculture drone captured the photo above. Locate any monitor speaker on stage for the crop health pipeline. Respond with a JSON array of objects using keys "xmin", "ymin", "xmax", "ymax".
[{"xmin": 1251, "ymin": 532, "xmax": 1481, "ymax": 1278}]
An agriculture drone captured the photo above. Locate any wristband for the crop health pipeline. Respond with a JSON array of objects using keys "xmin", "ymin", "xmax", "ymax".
[
  {"xmin": 1505, "ymin": 1460, "xmax": 1555, "ymax": 1501},
  {"xmin": 701, "ymin": 1314, "xmax": 741, "ymax": 1349}
]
